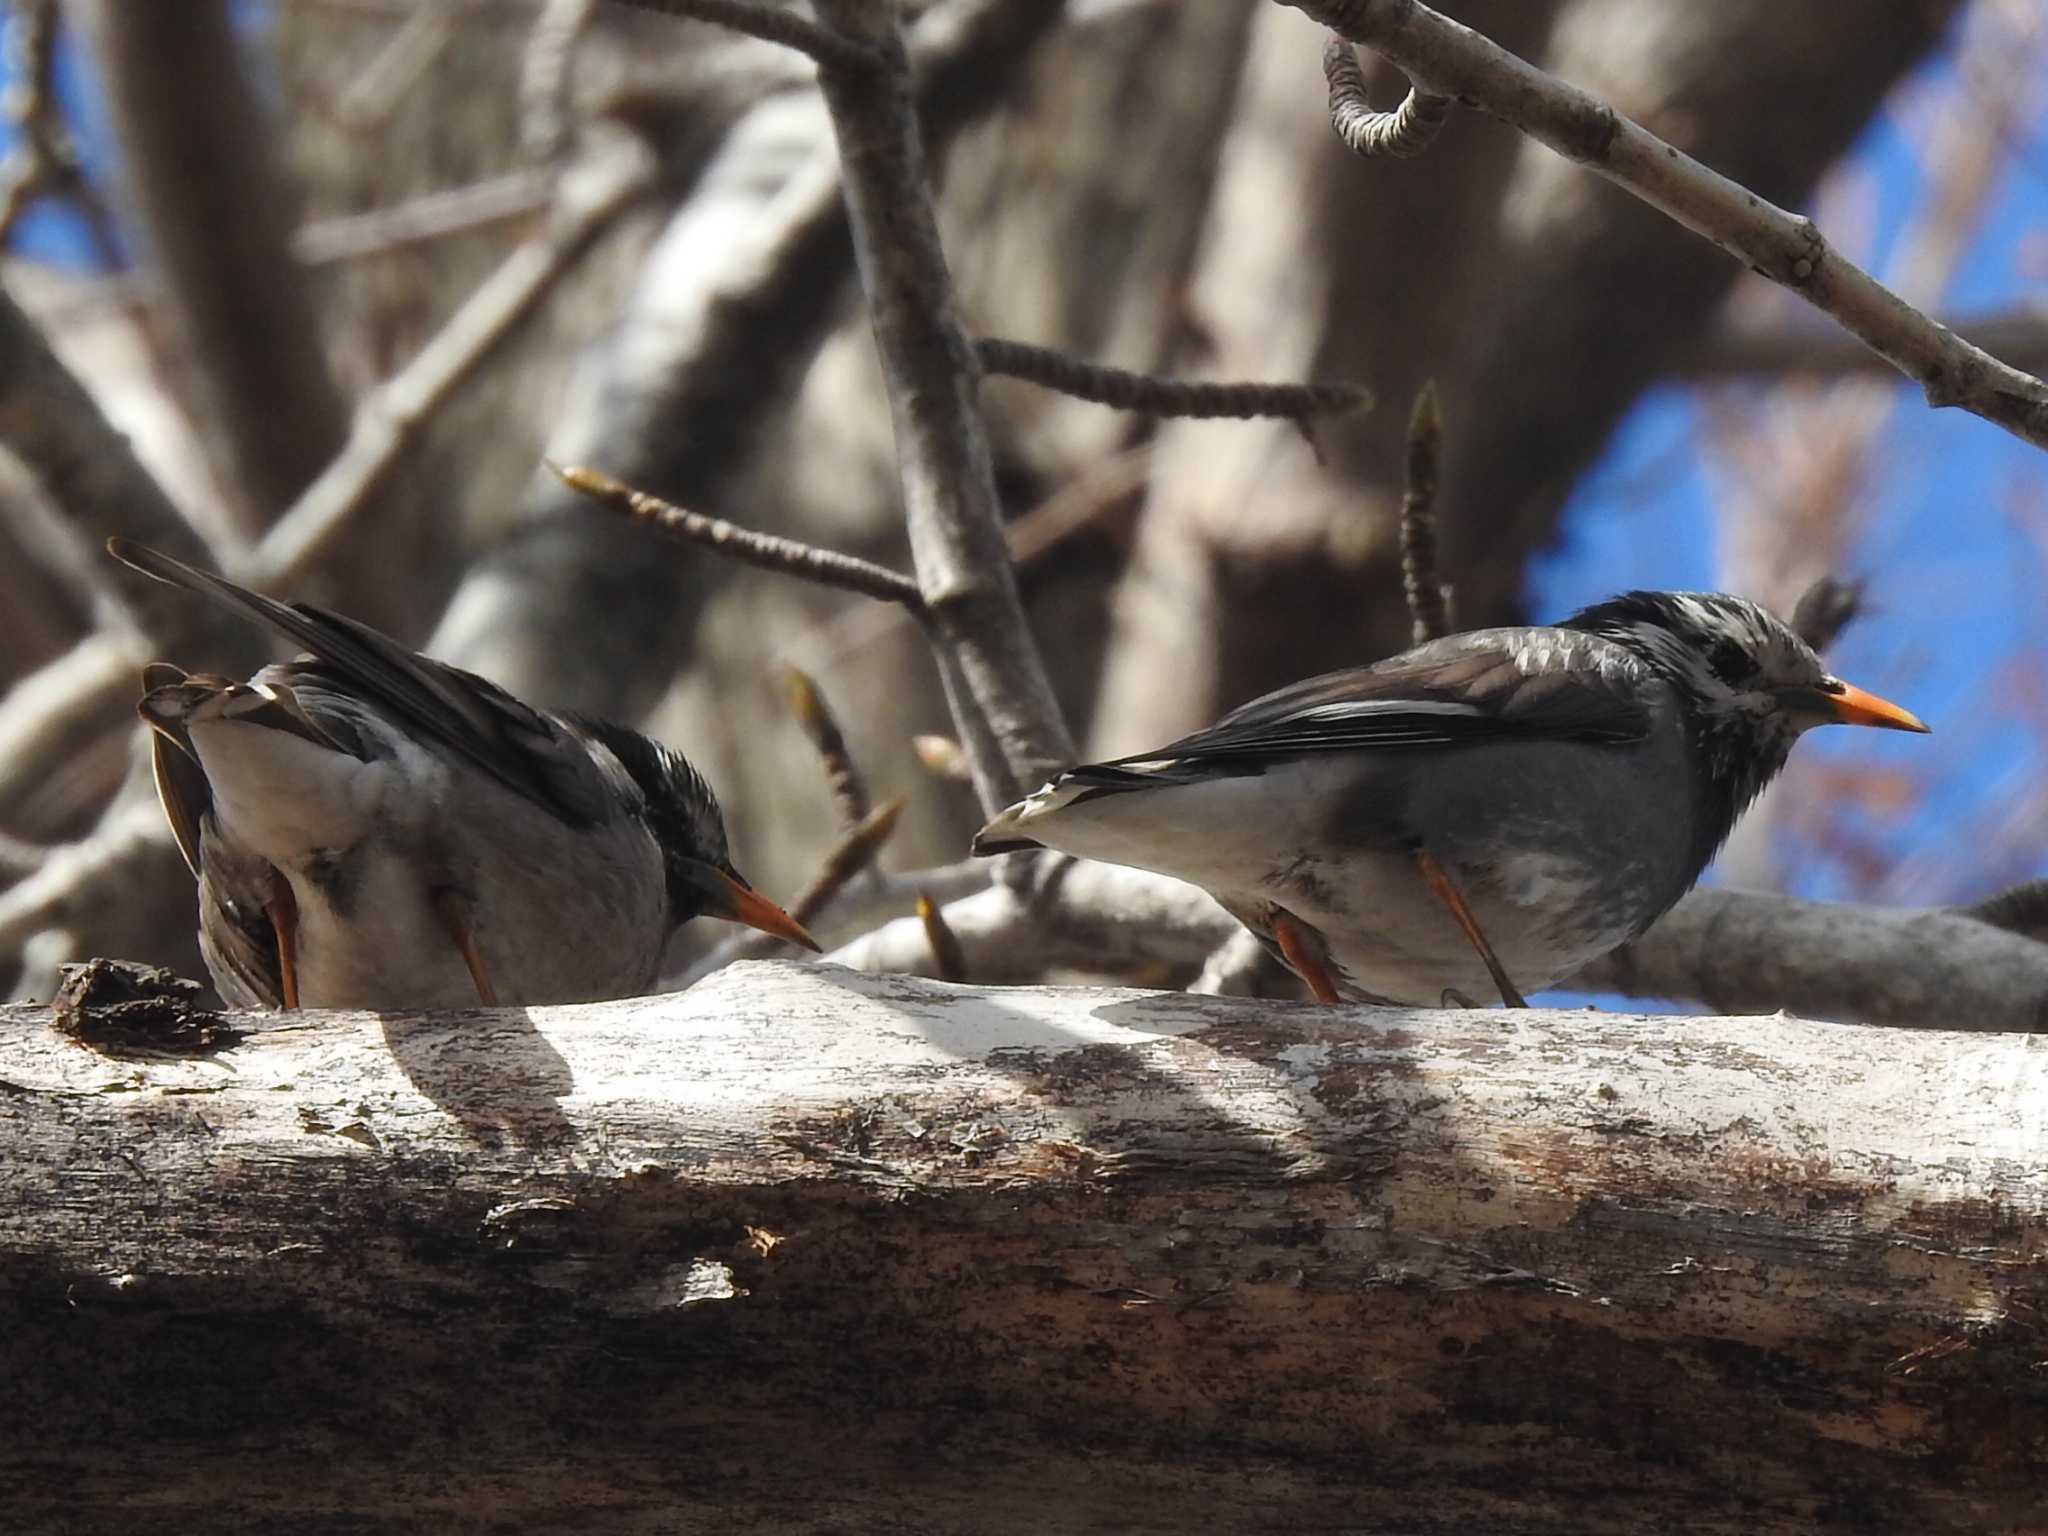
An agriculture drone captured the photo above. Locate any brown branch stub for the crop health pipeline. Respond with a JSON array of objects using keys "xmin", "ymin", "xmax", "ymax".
[
  {"xmin": 602, "ymin": 0, "xmax": 885, "ymax": 73},
  {"xmin": 550, "ymin": 462, "xmax": 928, "ymax": 613},
  {"xmin": 977, "ymin": 337, "xmax": 1371, "ymax": 426},
  {"xmin": 1288, "ymin": 0, "xmax": 2048, "ymax": 452},
  {"xmin": 1322, "ymin": 32, "xmax": 1450, "ymax": 160},
  {"xmin": 916, "ymin": 891, "xmax": 966, "ymax": 983},
  {"xmin": 790, "ymin": 799, "xmax": 904, "ymax": 928},
  {"xmin": 1399, "ymin": 379, "xmax": 1451, "ymax": 644},
  {"xmin": 1788, "ymin": 575, "xmax": 1864, "ymax": 654},
  {"xmin": 780, "ymin": 667, "xmax": 871, "ymax": 827}
]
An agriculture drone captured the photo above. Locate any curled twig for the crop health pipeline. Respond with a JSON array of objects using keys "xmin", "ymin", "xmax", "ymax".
[
  {"xmin": 789, "ymin": 799, "xmax": 904, "ymax": 929},
  {"xmin": 1399, "ymin": 381, "xmax": 1452, "ymax": 644},
  {"xmin": 1788, "ymin": 576, "xmax": 1865, "ymax": 654},
  {"xmin": 917, "ymin": 891, "xmax": 966, "ymax": 983},
  {"xmin": 552, "ymin": 463, "xmax": 928, "ymax": 613},
  {"xmin": 781, "ymin": 667, "xmax": 870, "ymax": 827},
  {"xmin": 1322, "ymin": 34, "xmax": 1452, "ymax": 161},
  {"xmin": 977, "ymin": 337, "xmax": 1370, "ymax": 426},
  {"xmin": 603, "ymin": 0, "xmax": 885, "ymax": 73}
]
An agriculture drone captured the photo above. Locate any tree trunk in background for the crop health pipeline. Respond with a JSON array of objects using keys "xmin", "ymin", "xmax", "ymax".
[{"xmin": 3, "ymin": 964, "xmax": 2041, "ymax": 1534}]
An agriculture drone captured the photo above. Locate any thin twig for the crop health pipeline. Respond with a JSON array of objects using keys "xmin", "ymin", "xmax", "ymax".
[
  {"xmin": 603, "ymin": 0, "xmax": 885, "ymax": 72},
  {"xmin": 812, "ymin": 0, "xmax": 1076, "ymax": 814},
  {"xmin": 292, "ymin": 168, "xmax": 557, "ymax": 267},
  {"xmin": 1287, "ymin": 0, "xmax": 2048, "ymax": 451},
  {"xmin": 977, "ymin": 338, "xmax": 1370, "ymax": 425},
  {"xmin": 1004, "ymin": 444, "xmax": 1153, "ymax": 572},
  {"xmin": 1321, "ymin": 33, "xmax": 1449, "ymax": 160},
  {"xmin": 781, "ymin": 667, "xmax": 871, "ymax": 826},
  {"xmin": 1787, "ymin": 576, "xmax": 1864, "ymax": 655},
  {"xmin": 917, "ymin": 891, "xmax": 966, "ymax": 983},
  {"xmin": 1399, "ymin": 380, "xmax": 1450, "ymax": 644},
  {"xmin": 789, "ymin": 799, "xmax": 904, "ymax": 928},
  {"xmin": 553, "ymin": 463, "xmax": 928, "ymax": 612},
  {"xmin": 243, "ymin": 144, "xmax": 656, "ymax": 591},
  {"xmin": 333, "ymin": 2, "xmax": 457, "ymax": 133},
  {"xmin": 521, "ymin": 0, "xmax": 598, "ymax": 161}
]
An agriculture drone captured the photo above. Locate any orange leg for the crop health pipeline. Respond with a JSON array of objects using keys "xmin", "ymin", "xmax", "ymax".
[
  {"xmin": 1415, "ymin": 850, "xmax": 1526, "ymax": 1008},
  {"xmin": 1271, "ymin": 910, "xmax": 1344, "ymax": 1005},
  {"xmin": 266, "ymin": 871, "xmax": 301, "ymax": 1010},
  {"xmin": 432, "ymin": 888, "xmax": 500, "ymax": 1007}
]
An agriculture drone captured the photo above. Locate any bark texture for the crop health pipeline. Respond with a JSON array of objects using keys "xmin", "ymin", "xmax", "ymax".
[{"xmin": 3, "ymin": 962, "xmax": 2042, "ymax": 1533}]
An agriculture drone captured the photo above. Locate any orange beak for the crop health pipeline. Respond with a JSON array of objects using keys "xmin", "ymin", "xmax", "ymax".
[
  {"xmin": 1791, "ymin": 678, "xmax": 1930, "ymax": 734},
  {"xmin": 692, "ymin": 863, "xmax": 821, "ymax": 951}
]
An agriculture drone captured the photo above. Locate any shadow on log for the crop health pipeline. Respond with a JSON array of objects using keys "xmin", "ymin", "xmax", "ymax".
[{"xmin": 2, "ymin": 962, "xmax": 2043, "ymax": 1532}]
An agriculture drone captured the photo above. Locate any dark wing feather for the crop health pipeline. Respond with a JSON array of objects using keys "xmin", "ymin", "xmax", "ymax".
[
  {"xmin": 1091, "ymin": 632, "xmax": 1651, "ymax": 779},
  {"xmin": 110, "ymin": 539, "xmax": 607, "ymax": 827},
  {"xmin": 195, "ymin": 846, "xmax": 289, "ymax": 1010},
  {"xmin": 149, "ymin": 729, "xmax": 211, "ymax": 880}
]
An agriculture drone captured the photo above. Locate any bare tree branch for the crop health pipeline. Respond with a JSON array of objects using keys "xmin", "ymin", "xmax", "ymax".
[
  {"xmin": 291, "ymin": 168, "xmax": 558, "ymax": 266},
  {"xmin": 1398, "ymin": 378, "xmax": 1448, "ymax": 644},
  {"xmin": 554, "ymin": 462, "xmax": 927, "ymax": 611},
  {"xmin": 1688, "ymin": 301, "xmax": 2048, "ymax": 381},
  {"xmin": 810, "ymin": 0, "xmax": 1077, "ymax": 811},
  {"xmin": 1576, "ymin": 888, "xmax": 2048, "ymax": 1031},
  {"xmin": 832, "ymin": 855, "xmax": 2048, "ymax": 1032},
  {"xmin": 975, "ymin": 337, "xmax": 1370, "ymax": 425},
  {"xmin": 331, "ymin": 1, "xmax": 458, "ymax": 133},
  {"xmin": 243, "ymin": 143, "xmax": 657, "ymax": 593},
  {"xmin": 1287, "ymin": 0, "xmax": 2048, "ymax": 451},
  {"xmin": 1321, "ymin": 32, "xmax": 1449, "ymax": 159},
  {"xmin": 604, "ymin": 0, "xmax": 887, "ymax": 73},
  {"xmin": 73, "ymin": 0, "xmax": 351, "ymax": 536},
  {"xmin": 432, "ymin": 0, "xmax": 1068, "ymax": 722},
  {"xmin": 787, "ymin": 799, "xmax": 903, "ymax": 929},
  {"xmin": 780, "ymin": 667, "xmax": 871, "ymax": 826},
  {"xmin": 0, "ymin": 635, "xmax": 140, "ymax": 843},
  {"xmin": 520, "ymin": 0, "xmax": 599, "ymax": 161},
  {"xmin": 0, "ymin": 287, "xmax": 252, "ymax": 667}
]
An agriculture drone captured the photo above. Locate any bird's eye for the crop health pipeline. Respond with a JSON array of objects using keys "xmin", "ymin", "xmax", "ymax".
[{"xmin": 1706, "ymin": 637, "xmax": 1750, "ymax": 683}]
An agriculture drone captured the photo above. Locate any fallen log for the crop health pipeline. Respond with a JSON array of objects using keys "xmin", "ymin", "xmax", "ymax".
[{"xmin": 1, "ymin": 960, "xmax": 2042, "ymax": 1533}]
